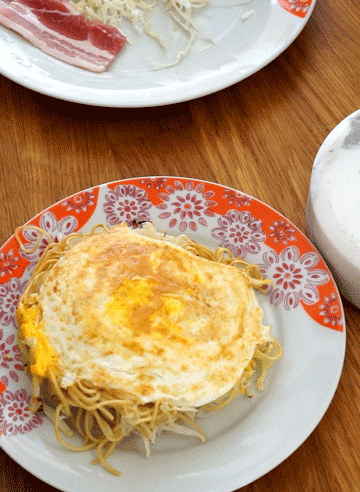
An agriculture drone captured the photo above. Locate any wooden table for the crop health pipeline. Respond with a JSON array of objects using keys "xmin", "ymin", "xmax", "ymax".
[{"xmin": 1, "ymin": 0, "xmax": 360, "ymax": 490}]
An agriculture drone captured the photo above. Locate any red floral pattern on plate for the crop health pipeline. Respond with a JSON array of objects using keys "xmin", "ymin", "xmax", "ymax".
[
  {"xmin": 156, "ymin": 180, "xmax": 217, "ymax": 232},
  {"xmin": 0, "ymin": 238, "xmax": 29, "ymax": 283},
  {"xmin": 278, "ymin": 0, "xmax": 312, "ymax": 18},
  {"xmin": 0, "ymin": 250, "xmax": 20, "ymax": 278},
  {"xmin": 258, "ymin": 246, "xmax": 329, "ymax": 310},
  {"xmin": 62, "ymin": 189, "xmax": 97, "ymax": 214},
  {"xmin": 0, "ymin": 330, "xmax": 24, "ymax": 382},
  {"xmin": 0, "ymin": 277, "xmax": 28, "ymax": 328},
  {"xmin": 104, "ymin": 184, "xmax": 152, "ymax": 227},
  {"xmin": 222, "ymin": 189, "xmax": 253, "ymax": 208},
  {"xmin": 15, "ymin": 188, "xmax": 99, "ymax": 247},
  {"xmin": 212, "ymin": 210, "xmax": 266, "ymax": 258},
  {"xmin": 319, "ymin": 293, "xmax": 343, "ymax": 329},
  {"xmin": 140, "ymin": 177, "xmax": 168, "ymax": 190},
  {"xmin": 268, "ymin": 220, "xmax": 297, "ymax": 246},
  {"xmin": 0, "ymin": 389, "xmax": 43, "ymax": 436},
  {"xmin": 16, "ymin": 211, "xmax": 78, "ymax": 275},
  {"xmin": 12, "ymin": 189, "xmax": 99, "ymax": 277}
]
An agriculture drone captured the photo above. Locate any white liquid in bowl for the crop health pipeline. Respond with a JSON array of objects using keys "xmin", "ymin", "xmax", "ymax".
[{"xmin": 306, "ymin": 110, "xmax": 360, "ymax": 308}]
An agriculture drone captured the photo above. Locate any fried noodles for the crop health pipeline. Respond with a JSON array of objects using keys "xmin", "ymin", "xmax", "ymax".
[{"xmin": 15, "ymin": 223, "xmax": 281, "ymax": 475}]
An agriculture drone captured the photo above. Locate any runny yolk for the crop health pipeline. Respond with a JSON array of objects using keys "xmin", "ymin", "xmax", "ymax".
[{"xmin": 17, "ymin": 305, "xmax": 58, "ymax": 377}]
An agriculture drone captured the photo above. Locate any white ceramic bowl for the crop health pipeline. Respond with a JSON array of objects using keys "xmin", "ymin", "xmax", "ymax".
[{"xmin": 306, "ymin": 109, "xmax": 360, "ymax": 309}]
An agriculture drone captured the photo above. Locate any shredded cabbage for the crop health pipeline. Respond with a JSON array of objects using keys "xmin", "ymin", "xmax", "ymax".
[{"xmin": 74, "ymin": 0, "xmax": 253, "ymax": 68}]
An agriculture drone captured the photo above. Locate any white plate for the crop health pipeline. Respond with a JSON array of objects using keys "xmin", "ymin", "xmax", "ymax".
[
  {"xmin": 0, "ymin": 177, "xmax": 345, "ymax": 492},
  {"xmin": 0, "ymin": 0, "xmax": 315, "ymax": 107}
]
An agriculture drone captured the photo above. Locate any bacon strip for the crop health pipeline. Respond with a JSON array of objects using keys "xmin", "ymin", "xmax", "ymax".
[{"xmin": 0, "ymin": 0, "xmax": 126, "ymax": 72}]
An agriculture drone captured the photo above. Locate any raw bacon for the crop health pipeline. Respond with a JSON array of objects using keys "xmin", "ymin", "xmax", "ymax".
[{"xmin": 0, "ymin": 0, "xmax": 127, "ymax": 72}]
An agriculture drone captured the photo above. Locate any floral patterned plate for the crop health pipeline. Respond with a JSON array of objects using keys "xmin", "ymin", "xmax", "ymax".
[
  {"xmin": 0, "ymin": 177, "xmax": 345, "ymax": 492},
  {"xmin": 0, "ymin": 0, "xmax": 315, "ymax": 107}
]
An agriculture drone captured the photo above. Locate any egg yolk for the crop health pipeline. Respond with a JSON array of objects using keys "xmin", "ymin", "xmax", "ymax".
[
  {"xmin": 17, "ymin": 305, "xmax": 58, "ymax": 377},
  {"xmin": 105, "ymin": 277, "xmax": 191, "ymax": 345}
]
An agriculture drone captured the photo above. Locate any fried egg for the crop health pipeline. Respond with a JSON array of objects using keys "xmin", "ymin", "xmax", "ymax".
[{"xmin": 18, "ymin": 223, "xmax": 271, "ymax": 407}]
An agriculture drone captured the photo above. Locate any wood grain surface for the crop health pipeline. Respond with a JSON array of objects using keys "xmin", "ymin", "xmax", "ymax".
[{"xmin": 1, "ymin": 0, "xmax": 360, "ymax": 491}]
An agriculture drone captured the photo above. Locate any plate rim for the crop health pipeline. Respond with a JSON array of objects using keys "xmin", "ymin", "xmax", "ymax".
[{"xmin": 0, "ymin": 175, "xmax": 346, "ymax": 492}]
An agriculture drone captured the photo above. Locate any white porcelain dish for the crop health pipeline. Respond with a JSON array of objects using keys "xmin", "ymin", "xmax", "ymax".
[
  {"xmin": 0, "ymin": 177, "xmax": 345, "ymax": 491},
  {"xmin": 306, "ymin": 109, "xmax": 360, "ymax": 309},
  {"xmin": 0, "ymin": 0, "xmax": 315, "ymax": 107}
]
